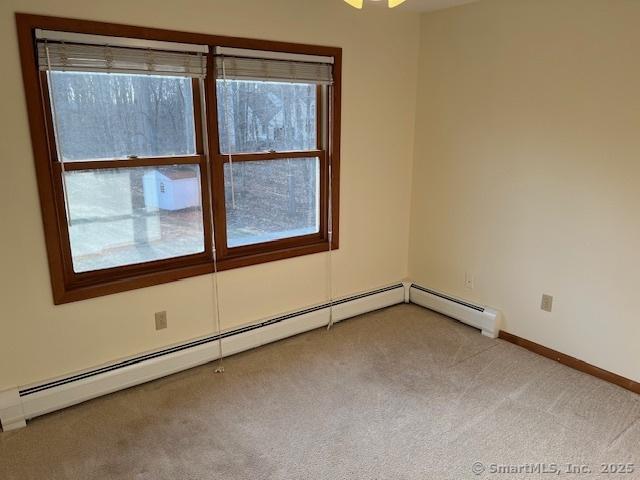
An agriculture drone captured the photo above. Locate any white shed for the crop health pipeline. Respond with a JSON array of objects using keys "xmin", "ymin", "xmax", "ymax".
[{"xmin": 143, "ymin": 168, "xmax": 200, "ymax": 211}]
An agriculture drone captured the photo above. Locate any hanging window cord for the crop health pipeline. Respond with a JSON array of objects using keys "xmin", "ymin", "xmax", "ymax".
[
  {"xmin": 44, "ymin": 40, "xmax": 72, "ymax": 225},
  {"xmin": 220, "ymin": 55, "xmax": 237, "ymax": 209},
  {"xmin": 210, "ymin": 237, "xmax": 225, "ymax": 374},
  {"xmin": 218, "ymin": 51, "xmax": 336, "ymax": 331},
  {"xmin": 325, "ymin": 88, "xmax": 335, "ymax": 331},
  {"xmin": 325, "ymin": 167, "xmax": 335, "ymax": 330},
  {"xmin": 212, "ymin": 52, "xmax": 338, "ymax": 366},
  {"xmin": 199, "ymin": 76, "xmax": 226, "ymax": 375},
  {"xmin": 43, "ymin": 38, "xmax": 227, "ymax": 372}
]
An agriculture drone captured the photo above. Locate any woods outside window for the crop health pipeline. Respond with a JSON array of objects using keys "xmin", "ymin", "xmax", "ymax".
[{"xmin": 16, "ymin": 14, "xmax": 341, "ymax": 303}]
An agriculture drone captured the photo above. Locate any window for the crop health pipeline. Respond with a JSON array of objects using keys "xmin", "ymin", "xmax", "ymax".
[
  {"xmin": 65, "ymin": 165, "xmax": 205, "ymax": 273},
  {"xmin": 50, "ymin": 72, "xmax": 197, "ymax": 160},
  {"xmin": 224, "ymin": 157, "xmax": 320, "ymax": 248},
  {"xmin": 16, "ymin": 15, "xmax": 341, "ymax": 303},
  {"xmin": 216, "ymin": 80, "xmax": 321, "ymax": 248},
  {"xmin": 49, "ymin": 72, "xmax": 206, "ymax": 273},
  {"xmin": 216, "ymin": 80, "xmax": 317, "ymax": 154}
]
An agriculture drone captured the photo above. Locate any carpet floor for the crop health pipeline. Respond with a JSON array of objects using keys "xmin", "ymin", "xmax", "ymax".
[{"xmin": 1, "ymin": 304, "xmax": 639, "ymax": 479}]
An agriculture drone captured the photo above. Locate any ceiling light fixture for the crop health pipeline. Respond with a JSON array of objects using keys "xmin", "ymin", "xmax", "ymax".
[{"xmin": 344, "ymin": 0, "xmax": 407, "ymax": 9}]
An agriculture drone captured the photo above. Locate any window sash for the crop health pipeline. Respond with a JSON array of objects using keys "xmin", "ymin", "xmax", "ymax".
[
  {"xmin": 215, "ymin": 151, "xmax": 328, "ymax": 254},
  {"xmin": 41, "ymin": 74, "xmax": 205, "ymax": 165},
  {"xmin": 62, "ymin": 164, "xmax": 207, "ymax": 274},
  {"xmin": 215, "ymin": 82, "xmax": 323, "ymax": 156},
  {"xmin": 41, "ymin": 69, "xmax": 213, "ymax": 281},
  {"xmin": 54, "ymin": 160, "xmax": 213, "ymax": 285}
]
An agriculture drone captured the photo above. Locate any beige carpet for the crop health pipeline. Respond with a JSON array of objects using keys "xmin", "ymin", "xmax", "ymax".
[{"xmin": 1, "ymin": 304, "xmax": 639, "ymax": 479}]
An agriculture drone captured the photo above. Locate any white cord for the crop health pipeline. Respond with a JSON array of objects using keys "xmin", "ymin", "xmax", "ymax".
[
  {"xmin": 209, "ymin": 55, "xmax": 238, "ymax": 371},
  {"xmin": 203, "ymin": 158, "xmax": 224, "ymax": 375},
  {"xmin": 326, "ymin": 160, "xmax": 335, "ymax": 330},
  {"xmin": 220, "ymin": 55, "xmax": 236, "ymax": 208},
  {"xmin": 197, "ymin": 72, "xmax": 225, "ymax": 374},
  {"xmin": 44, "ymin": 41, "xmax": 72, "ymax": 223},
  {"xmin": 47, "ymin": 45, "xmax": 225, "ymax": 372},
  {"xmin": 325, "ymin": 87, "xmax": 335, "ymax": 330},
  {"xmin": 211, "ymin": 242, "xmax": 225, "ymax": 374}
]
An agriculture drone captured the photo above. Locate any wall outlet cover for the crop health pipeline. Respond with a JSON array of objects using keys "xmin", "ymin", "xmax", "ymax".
[
  {"xmin": 541, "ymin": 294, "xmax": 553, "ymax": 312},
  {"xmin": 155, "ymin": 311, "xmax": 168, "ymax": 330},
  {"xmin": 464, "ymin": 271, "xmax": 474, "ymax": 290}
]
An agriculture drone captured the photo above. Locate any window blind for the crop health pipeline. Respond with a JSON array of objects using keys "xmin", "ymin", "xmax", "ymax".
[
  {"xmin": 214, "ymin": 47, "xmax": 333, "ymax": 84},
  {"xmin": 37, "ymin": 41, "xmax": 207, "ymax": 78}
]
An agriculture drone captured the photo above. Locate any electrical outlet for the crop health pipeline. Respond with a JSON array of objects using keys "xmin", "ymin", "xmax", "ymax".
[
  {"xmin": 541, "ymin": 294, "xmax": 553, "ymax": 312},
  {"xmin": 155, "ymin": 311, "xmax": 168, "ymax": 330},
  {"xmin": 464, "ymin": 271, "xmax": 474, "ymax": 290}
]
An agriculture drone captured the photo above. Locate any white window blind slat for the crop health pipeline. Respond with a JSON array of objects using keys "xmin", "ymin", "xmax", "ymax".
[
  {"xmin": 36, "ymin": 29, "xmax": 209, "ymax": 54},
  {"xmin": 38, "ymin": 42, "xmax": 207, "ymax": 78},
  {"xmin": 216, "ymin": 56, "xmax": 332, "ymax": 84}
]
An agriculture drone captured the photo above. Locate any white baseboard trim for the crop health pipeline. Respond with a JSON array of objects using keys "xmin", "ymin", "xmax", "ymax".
[
  {"xmin": 409, "ymin": 284, "xmax": 501, "ymax": 339},
  {"xmin": 1, "ymin": 283, "xmax": 405, "ymax": 431}
]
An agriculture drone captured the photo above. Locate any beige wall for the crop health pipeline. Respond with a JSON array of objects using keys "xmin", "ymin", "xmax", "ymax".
[
  {"xmin": 5, "ymin": 0, "xmax": 638, "ymax": 393},
  {"xmin": 410, "ymin": 0, "xmax": 640, "ymax": 382},
  {"xmin": 0, "ymin": 0, "xmax": 419, "ymax": 389}
]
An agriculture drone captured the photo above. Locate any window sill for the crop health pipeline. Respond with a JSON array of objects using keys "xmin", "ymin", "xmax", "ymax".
[{"xmin": 54, "ymin": 240, "xmax": 337, "ymax": 304}]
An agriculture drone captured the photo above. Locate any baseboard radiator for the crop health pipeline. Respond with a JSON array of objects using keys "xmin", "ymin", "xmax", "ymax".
[
  {"xmin": 0, "ymin": 282, "xmax": 503, "ymax": 431},
  {"xmin": 409, "ymin": 284, "xmax": 501, "ymax": 339},
  {"xmin": 0, "ymin": 283, "xmax": 406, "ymax": 431}
]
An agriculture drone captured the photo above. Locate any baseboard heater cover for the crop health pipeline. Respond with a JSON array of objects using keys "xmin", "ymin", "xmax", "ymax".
[
  {"xmin": 0, "ymin": 283, "xmax": 405, "ymax": 431},
  {"xmin": 409, "ymin": 284, "xmax": 501, "ymax": 339}
]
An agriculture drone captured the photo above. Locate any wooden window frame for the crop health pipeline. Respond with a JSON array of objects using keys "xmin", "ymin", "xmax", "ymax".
[
  {"xmin": 16, "ymin": 13, "xmax": 341, "ymax": 304},
  {"xmin": 210, "ymin": 80, "xmax": 329, "ymax": 264}
]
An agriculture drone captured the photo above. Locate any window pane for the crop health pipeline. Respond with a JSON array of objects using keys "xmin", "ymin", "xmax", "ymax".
[
  {"xmin": 65, "ymin": 165, "xmax": 205, "ymax": 272},
  {"xmin": 225, "ymin": 158, "xmax": 320, "ymax": 247},
  {"xmin": 217, "ymin": 80, "xmax": 316, "ymax": 154},
  {"xmin": 49, "ymin": 72, "xmax": 196, "ymax": 161}
]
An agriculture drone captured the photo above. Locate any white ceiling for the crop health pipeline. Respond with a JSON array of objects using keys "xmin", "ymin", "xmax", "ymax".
[{"xmin": 368, "ymin": 0, "xmax": 479, "ymax": 13}]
